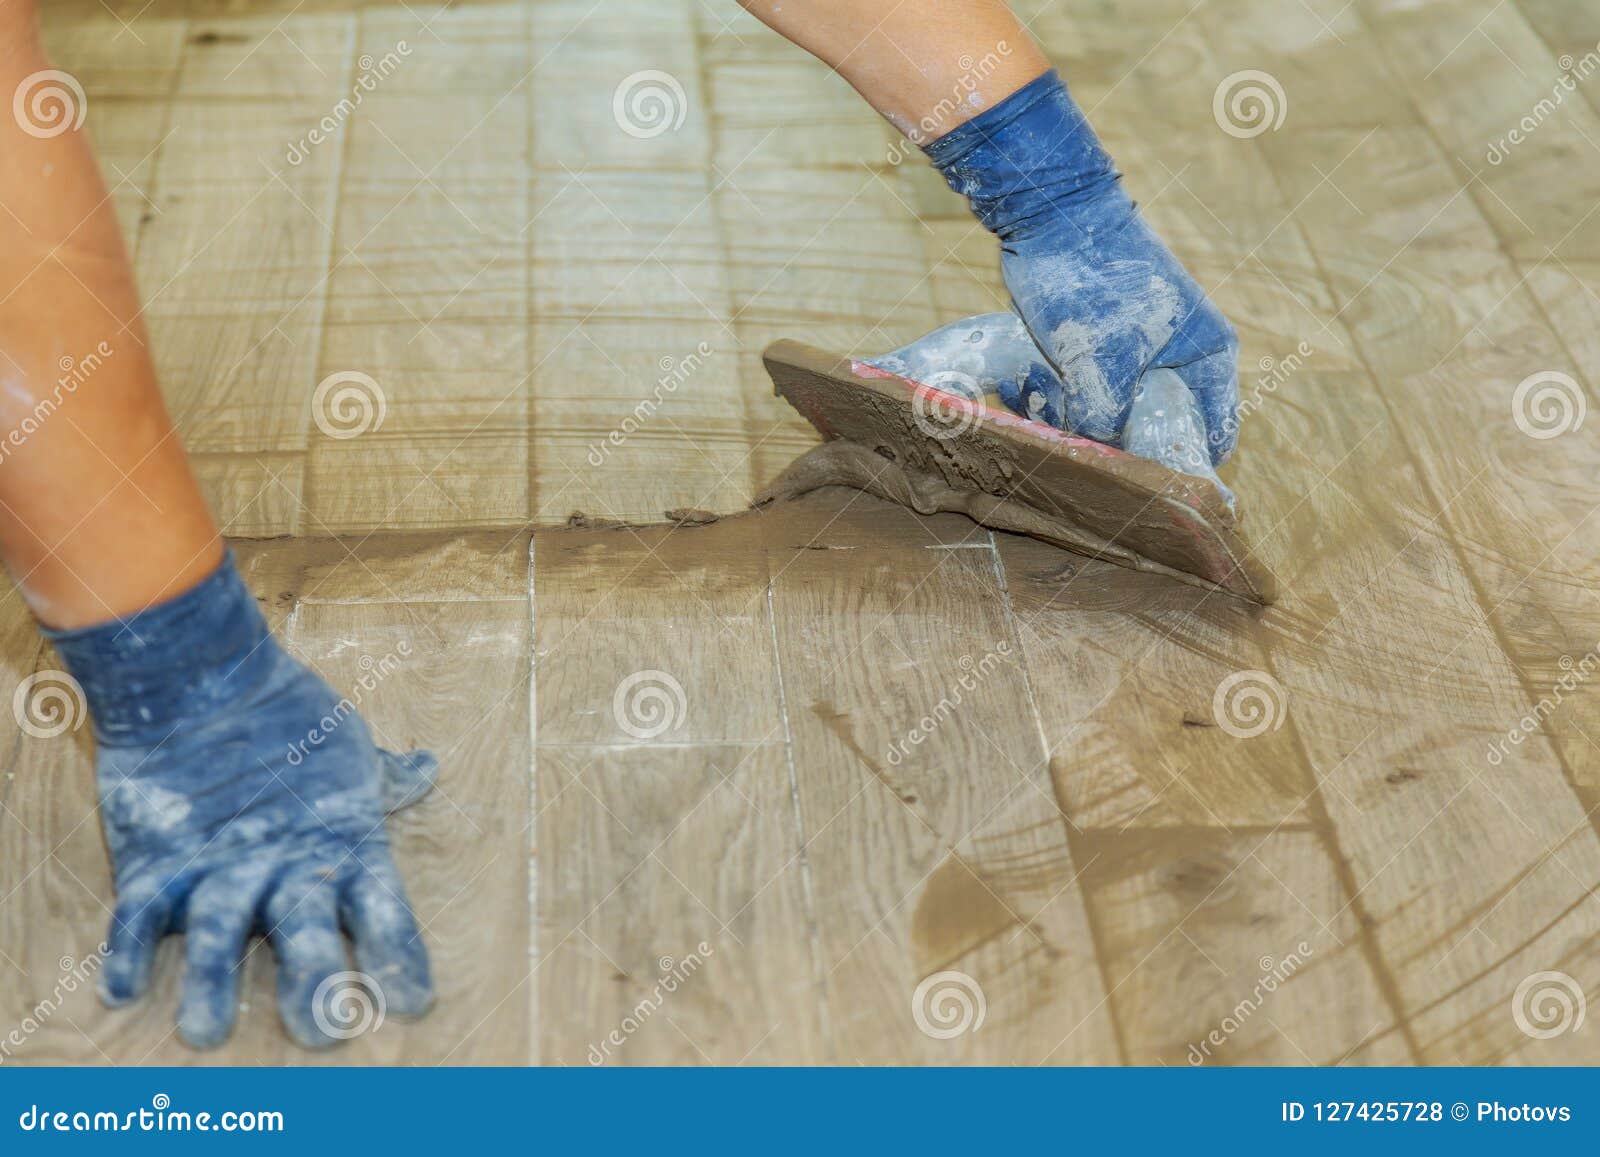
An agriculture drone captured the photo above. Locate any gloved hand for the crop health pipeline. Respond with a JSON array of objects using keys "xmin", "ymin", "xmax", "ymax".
[
  {"xmin": 45, "ymin": 553, "xmax": 437, "ymax": 1050},
  {"xmin": 868, "ymin": 311, "xmax": 1234, "ymax": 507},
  {"xmin": 866, "ymin": 311, "xmax": 1059, "ymax": 413},
  {"xmin": 923, "ymin": 70, "xmax": 1241, "ymax": 464}
]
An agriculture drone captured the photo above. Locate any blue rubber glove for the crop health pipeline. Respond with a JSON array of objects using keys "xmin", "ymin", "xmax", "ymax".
[
  {"xmin": 924, "ymin": 71, "xmax": 1241, "ymax": 464},
  {"xmin": 869, "ymin": 311, "xmax": 1235, "ymax": 508},
  {"xmin": 45, "ymin": 554, "xmax": 437, "ymax": 1050},
  {"xmin": 866, "ymin": 312, "xmax": 1061, "ymax": 415}
]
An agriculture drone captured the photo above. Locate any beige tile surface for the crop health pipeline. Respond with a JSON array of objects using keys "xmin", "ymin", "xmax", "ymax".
[{"xmin": 8, "ymin": 0, "xmax": 1597, "ymax": 1067}]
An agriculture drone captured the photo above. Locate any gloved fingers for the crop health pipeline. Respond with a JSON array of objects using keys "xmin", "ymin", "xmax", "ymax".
[
  {"xmin": 378, "ymin": 747, "xmax": 438, "ymax": 814},
  {"xmin": 1125, "ymin": 367, "xmax": 1237, "ymax": 509},
  {"xmin": 1051, "ymin": 336, "xmax": 1138, "ymax": 446},
  {"xmin": 1164, "ymin": 346, "xmax": 1241, "ymax": 466},
  {"xmin": 999, "ymin": 362, "xmax": 1067, "ymax": 429},
  {"xmin": 866, "ymin": 312, "xmax": 1037, "ymax": 395},
  {"xmin": 176, "ymin": 863, "xmax": 273, "ymax": 1049},
  {"xmin": 263, "ymin": 867, "xmax": 352, "ymax": 1049},
  {"xmin": 100, "ymin": 880, "xmax": 179, "ymax": 1007},
  {"xmin": 340, "ymin": 857, "xmax": 434, "ymax": 1020},
  {"xmin": 995, "ymin": 373, "xmax": 1027, "ymax": 420}
]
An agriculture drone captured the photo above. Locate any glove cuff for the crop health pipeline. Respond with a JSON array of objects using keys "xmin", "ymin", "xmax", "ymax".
[
  {"xmin": 43, "ymin": 550, "xmax": 277, "ymax": 746},
  {"xmin": 922, "ymin": 69, "xmax": 1124, "ymax": 239}
]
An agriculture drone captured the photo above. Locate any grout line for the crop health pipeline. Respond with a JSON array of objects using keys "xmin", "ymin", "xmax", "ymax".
[
  {"xmin": 524, "ymin": 0, "xmax": 539, "ymax": 527},
  {"xmin": 983, "ymin": 530, "xmax": 1132, "ymax": 1065},
  {"xmin": 294, "ymin": 7, "xmax": 364, "ymax": 535},
  {"xmin": 694, "ymin": 9, "xmax": 766, "ymax": 507},
  {"xmin": 532, "ymin": 739, "xmax": 789, "ymax": 750},
  {"xmin": 764, "ymin": 578, "xmax": 833, "ymax": 1062},
  {"xmin": 295, "ymin": 594, "xmax": 528, "ymax": 606},
  {"xmin": 130, "ymin": 8, "xmax": 189, "ymax": 266},
  {"xmin": 526, "ymin": 528, "xmax": 541, "ymax": 1066}
]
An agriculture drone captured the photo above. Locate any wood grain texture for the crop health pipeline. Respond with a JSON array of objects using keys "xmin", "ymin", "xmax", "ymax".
[
  {"xmin": 764, "ymin": 500, "xmax": 1119, "ymax": 1064},
  {"xmin": 12, "ymin": 0, "xmax": 1597, "ymax": 1067},
  {"xmin": 1197, "ymin": 4, "xmax": 1600, "ymax": 1063},
  {"xmin": 532, "ymin": 521, "xmax": 824, "ymax": 1064},
  {"xmin": 998, "ymin": 539, "xmax": 1408, "ymax": 1066}
]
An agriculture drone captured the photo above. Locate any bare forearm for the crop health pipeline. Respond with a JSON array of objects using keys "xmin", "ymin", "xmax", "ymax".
[
  {"xmin": 738, "ymin": 0, "xmax": 1050, "ymax": 143},
  {"xmin": 0, "ymin": 1, "xmax": 220, "ymax": 627}
]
